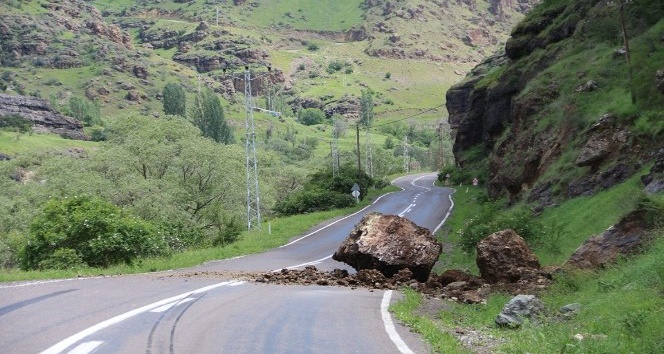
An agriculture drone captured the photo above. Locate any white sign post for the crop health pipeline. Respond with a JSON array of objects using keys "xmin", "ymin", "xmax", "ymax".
[{"xmin": 351, "ymin": 183, "xmax": 361, "ymax": 203}]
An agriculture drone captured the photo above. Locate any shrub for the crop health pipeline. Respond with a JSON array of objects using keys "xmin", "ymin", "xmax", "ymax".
[
  {"xmin": 457, "ymin": 205, "xmax": 543, "ymax": 254},
  {"xmin": 21, "ymin": 196, "xmax": 169, "ymax": 270},
  {"xmin": 0, "ymin": 114, "xmax": 31, "ymax": 133},
  {"xmin": 274, "ymin": 189, "xmax": 355, "ymax": 215},
  {"xmin": 298, "ymin": 108, "xmax": 326, "ymax": 125}
]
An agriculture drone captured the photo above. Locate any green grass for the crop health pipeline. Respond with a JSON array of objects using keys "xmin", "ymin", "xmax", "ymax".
[
  {"xmin": 237, "ymin": 0, "xmax": 364, "ymax": 31},
  {"xmin": 398, "ymin": 172, "xmax": 664, "ymax": 353},
  {"xmin": 391, "ymin": 288, "xmax": 473, "ymax": 353},
  {"xmin": 0, "ymin": 185, "xmax": 399, "ymax": 282},
  {"xmin": 0, "ymin": 131, "xmax": 99, "ymax": 156}
]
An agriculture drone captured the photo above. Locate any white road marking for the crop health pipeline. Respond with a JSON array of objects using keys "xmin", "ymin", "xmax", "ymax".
[
  {"xmin": 66, "ymin": 341, "xmax": 103, "ymax": 354},
  {"xmin": 273, "ymin": 255, "xmax": 333, "ymax": 272},
  {"xmin": 149, "ymin": 297, "xmax": 195, "ymax": 313},
  {"xmin": 39, "ymin": 280, "xmax": 246, "ymax": 354},
  {"xmin": 432, "ymin": 188, "xmax": 456, "ymax": 234},
  {"xmin": 381, "ymin": 290, "xmax": 415, "ymax": 354}
]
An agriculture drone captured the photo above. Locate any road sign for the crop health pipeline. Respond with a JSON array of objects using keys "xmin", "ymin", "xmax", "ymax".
[
  {"xmin": 351, "ymin": 183, "xmax": 360, "ymax": 203},
  {"xmin": 351, "ymin": 183, "xmax": 360, "ymax": 192}
]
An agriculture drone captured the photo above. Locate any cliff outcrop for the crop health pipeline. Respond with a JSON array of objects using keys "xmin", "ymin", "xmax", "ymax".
[
  {"xmin": 447, "ymin": 0, "xmax": 664, "ymax": 203},
  {"xmin": 0, "ymin": 93, "xmax": 86, "ymax": 140}
]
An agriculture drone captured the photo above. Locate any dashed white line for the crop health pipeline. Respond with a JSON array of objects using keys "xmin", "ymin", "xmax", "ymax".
[
  {"xmin": 381, "ymin": 290, "xmax": 415, "ymax": 354},
  {"xmin": 66, "ymin": 341, "xmax": 103, "ymax": 354}
]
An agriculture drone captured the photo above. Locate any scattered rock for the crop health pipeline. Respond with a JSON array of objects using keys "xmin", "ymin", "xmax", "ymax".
[
  {"xmin": 476, "ymin": 229, "xmax": 541, "ymax": 284},
  {"xmin": 642, "ymin": 148, "xmax": 664, "ymax": 194},
  {"xmin": 565, "ymin": 208, "xmax": 656, "ymax": 269},
  {"xmin": 332, "ymin": 213, "xmax": 442, "ymax": 282},
  {"xmin": 133, "ymin": 65, "xmax": 148, "ymax": 79},
  {"xmin": 655, "ymin": 70, "xmax": 664, "ymax": 95},
  {"xmin": 558, "ymin": 303, "xmax": 582, "ymax": 320},
  {"xmin": 495, "ymin": 294, "xmax": 546, "ymax": 328}
]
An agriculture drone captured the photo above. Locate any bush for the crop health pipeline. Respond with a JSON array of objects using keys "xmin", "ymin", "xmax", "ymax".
[
  {"xmin": 298, "ymin": 108, "xmax": 326, "ymax": 125},
  {"xmin": 274, "ymin": 189, "xmax": 355, "ymax": 215},
  {"xmin": 457, "ymin": 204, "xmax": 543, "ymax": 254},
  {"xmin": 21, "ymin": 196, "xmax": 169, "ymax": 270},
  {"xmin": 0, "ymin": 114, "xmax": 31, "ymax": 133}
]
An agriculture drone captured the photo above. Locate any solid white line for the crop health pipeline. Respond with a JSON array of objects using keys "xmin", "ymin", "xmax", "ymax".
[
  {"xmin": 66, "ymin": 341, "xmax": 103, "ymax": 354},
  {"xmin": 39, "ymin": 280, "xmax": 245, "ymax": 354},
  {"xmin": 432, "ymin": 188, "xmax": 456, "ymax": 234},
  {"xmin": 279, "ymin": 191, "xmax": 395, "ymax": 248},
  {"xmin": 381, "ymin": 290, "xmax": 415, "ymax": 354},
  {"xmin": 273, "ymin": 255, "xmax": 333, "ymax": 272},
  {"xmin": 149, "ymin": 297, "xmax": 195, "ymax": 313}
]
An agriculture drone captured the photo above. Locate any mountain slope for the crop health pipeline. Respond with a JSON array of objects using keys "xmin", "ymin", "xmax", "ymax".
[{"xmin": 447, "ymin": 0, "xmax": 664, "ymax": 205}]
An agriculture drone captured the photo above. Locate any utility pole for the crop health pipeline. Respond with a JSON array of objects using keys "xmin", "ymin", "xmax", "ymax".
[
  {"xmin": 244, "ymin": 66, "xmax": 261, "ymax": 231},
  {"xmin": 332, "ymin": 115, "xmax": 339, "ymax": 178},
  {"xmin": 438, "ymin": 120, "xmax": 444, "ymax": 170},
  {"xmin": 365, "ymin": 127, "xmax": 373, "ymax": 177},
  {"xmin": 356, "ymin": 123, "xmax": 361, "ymax": 179},
  {"xmin": 403, "ymin": 135, "xmax": 409, "ymax": 173}
]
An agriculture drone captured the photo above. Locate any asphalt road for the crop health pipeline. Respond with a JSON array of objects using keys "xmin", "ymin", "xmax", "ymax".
[{"xmin": 0, "ymin": 173, "xmax": 454, "ymax": 354}]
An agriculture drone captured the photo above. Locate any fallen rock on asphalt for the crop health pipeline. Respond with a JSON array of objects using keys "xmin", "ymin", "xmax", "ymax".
[{"xmin": 332, "ymin": 212, "xmax": 442, "ymax": 282}]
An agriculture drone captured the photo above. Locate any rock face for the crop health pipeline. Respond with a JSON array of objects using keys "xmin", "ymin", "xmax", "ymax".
[
  {"xmin": 641, "ymin": 148, "xmax": 664, "ymax": 194},
  {"xmin": 0, "ymin": 93, "xmax": 86, "ymax": 140},
  {"xmin": 495, "ymin": 294, "xmax": 546, "ymax": 328},
  {"xmin": 476, "ymin": 229, "xmax": 540, "ymax": 284},
  {"xmin": 565, "ymin": 209, "xmax": 656, "ymax": 269},
  {"xmin": 332, "ymin": 213, "xmax": 442, "ymax": 282}
]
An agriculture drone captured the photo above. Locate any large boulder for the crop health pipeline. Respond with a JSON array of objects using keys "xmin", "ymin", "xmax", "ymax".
[
  {"xmin": 476, "ymin": 229, "xmax": 541, "ymax": 284},
  {"xmin": 332, "ymin": 213, "xmax": 442, "ymax": 282},
  {"xmin": 565, "ymin": 209, "xmax": 655, "ymax": 269}
]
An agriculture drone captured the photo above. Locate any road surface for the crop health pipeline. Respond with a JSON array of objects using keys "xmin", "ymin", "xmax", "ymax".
[{"xmin": 0, "ymin": 173, "xmax": 454, "ymax": 354}]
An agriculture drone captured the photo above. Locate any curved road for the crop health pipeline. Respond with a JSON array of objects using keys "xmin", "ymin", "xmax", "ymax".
[{"xmin": 0, "ymin": 173, "xmax": 454, "ymax": 354}]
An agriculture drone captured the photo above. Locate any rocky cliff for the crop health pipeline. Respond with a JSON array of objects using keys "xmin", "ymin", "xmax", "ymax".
[
  {"xmin": 0, "ymin": 93, "xmax": 86, "ymax": 140},
  {"xmin": 447, "ymin": 0, "xmax": 664, "ymax": 205}
]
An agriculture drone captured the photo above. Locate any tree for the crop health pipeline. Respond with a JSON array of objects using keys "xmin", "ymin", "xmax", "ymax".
[
  {"xmin": 163, "ymin": 83, "xmax": 186, "ymax": 117},
  {"xmin": 359, "ymin": 89, "xmax": 374, "ymax": 128},
  {"xmin": 192, "ymin": 89, "xmax": 234, "ymax": 144},
  {"xmin": 67, "ymin": 96, "xmax": 100, "ymax": 126}
]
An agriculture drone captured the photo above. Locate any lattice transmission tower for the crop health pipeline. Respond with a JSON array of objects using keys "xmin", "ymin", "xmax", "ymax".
[{"xmin": 244, "ymin": 67, "xmax": 261, "ymax": 231}]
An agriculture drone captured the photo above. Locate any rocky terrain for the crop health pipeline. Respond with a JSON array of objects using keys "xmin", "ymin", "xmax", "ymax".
[{"xmin": 447, "ymin": 0, "xmax": 664, "ymax": 205}]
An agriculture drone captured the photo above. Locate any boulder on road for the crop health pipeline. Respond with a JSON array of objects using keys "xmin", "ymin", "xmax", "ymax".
[
  {"xmin": 476, "ymin": 229, "xmax": 540, "ymax": 284},
  {"xmin": 332, "ymin": 212, "xmax": 442, "ymax": 282}
]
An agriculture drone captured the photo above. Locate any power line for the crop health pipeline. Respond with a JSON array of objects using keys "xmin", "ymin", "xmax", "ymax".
[{"xmin": 371, "ymin": 104, "xmax": 445, "ymax": 128}]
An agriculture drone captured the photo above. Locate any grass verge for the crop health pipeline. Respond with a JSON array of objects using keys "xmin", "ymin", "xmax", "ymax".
[{"xmin": 392, "ymin": 176, "xmax": 664, "ymax": 353}]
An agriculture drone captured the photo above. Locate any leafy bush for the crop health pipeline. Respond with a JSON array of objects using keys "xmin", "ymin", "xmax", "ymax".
[
  {"xmin": 298, "ymin": 108, "xmax": 326, "ymax": 125},
  {"xmin": 457, "ymin": 204, "xmax": 543, "ymax": 254},
  {"xmin": 0, "ymin": 114, "xmax": 31, "ymax": 133},
  {"xmin": 21, "ymin": 196, "xmax": 169, "ymax": 270},
  {"xmin": 274, "ymin": 189, "xmax": 355, "ymax": 215},
  {"xmin": 326, "ymin": 60, "xmax": 344, "ymax": 74},
  {"xmin": 274, "ymin": 166, "xmax": 375, "ymax": 216}
]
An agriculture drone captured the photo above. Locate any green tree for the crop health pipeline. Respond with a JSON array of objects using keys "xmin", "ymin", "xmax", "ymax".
[
  {"xmin": 163, "ymin": 83, "xmax": 187, "ymax": 117},
  {"xmin": 67, "ymin": 96, "xmax": 100, "ymax": 126},
  {"xmin": 359, "ymin": 89, "xmax": 374, "ymax": 128},
  {"xmin": 192, "ymin": 89, "xmax": 234, "ymax": 144}
]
